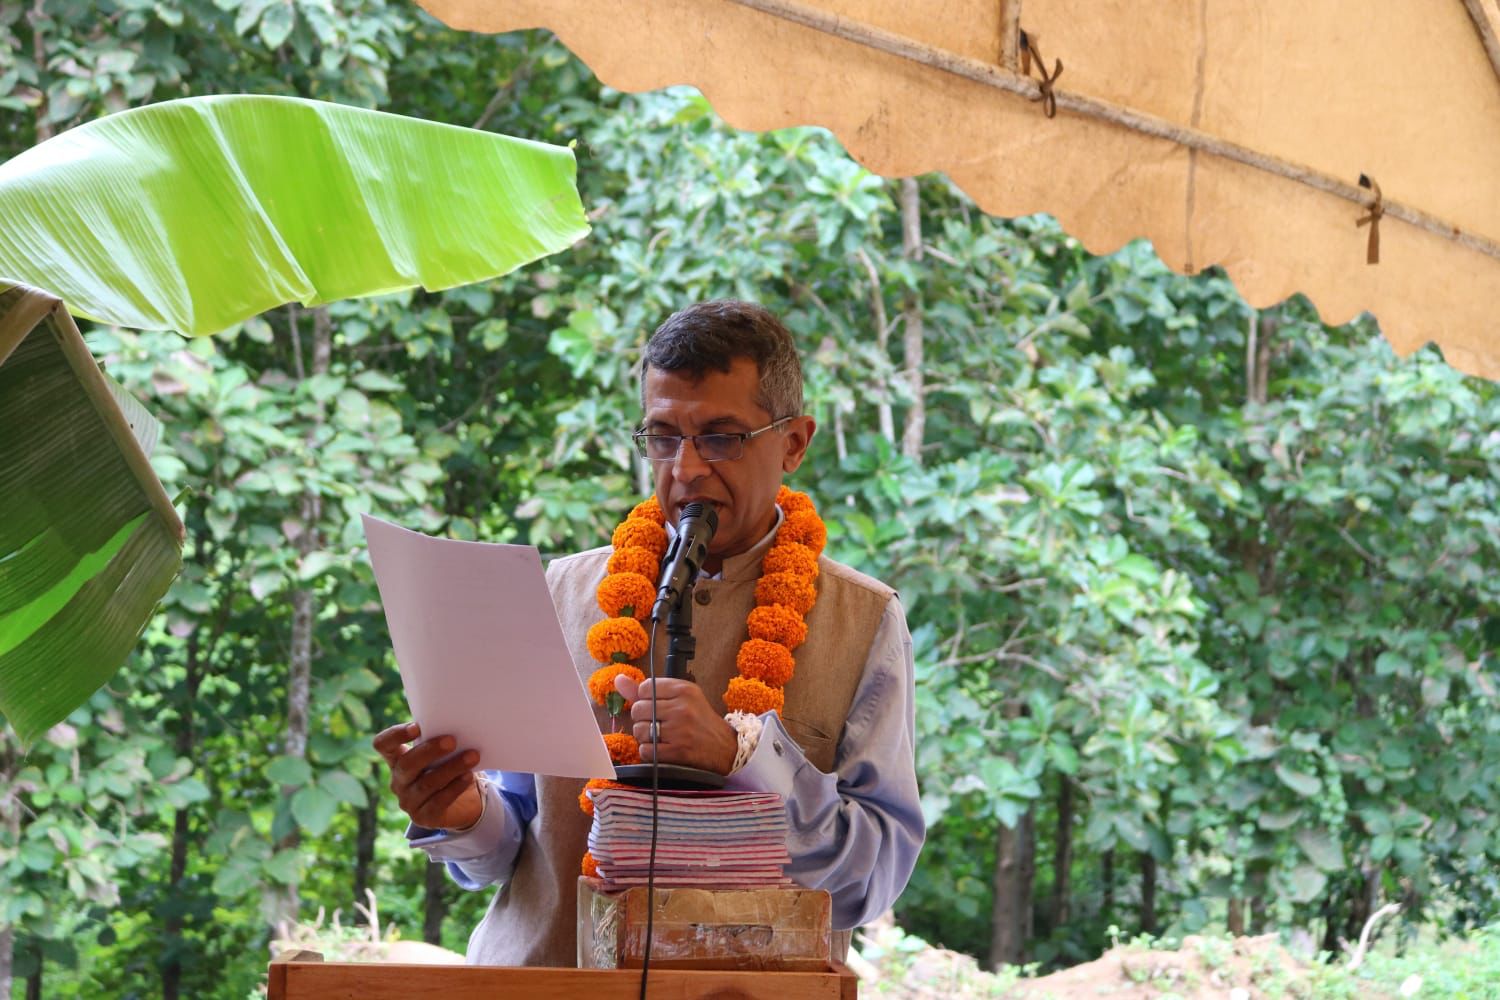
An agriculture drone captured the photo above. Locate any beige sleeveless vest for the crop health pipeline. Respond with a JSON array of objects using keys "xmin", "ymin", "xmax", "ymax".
[{"xmin": 465, "ymin": 525, "xmax": 894, "ymax": 967}]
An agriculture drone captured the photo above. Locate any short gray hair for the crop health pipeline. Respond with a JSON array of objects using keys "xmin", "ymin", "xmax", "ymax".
[{"xmin": 639, "ymin": 300, "xmax": 804, "ymax": 418}]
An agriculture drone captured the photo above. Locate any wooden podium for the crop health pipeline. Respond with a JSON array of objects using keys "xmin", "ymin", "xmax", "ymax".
[{"xmin": 266, "ymin": 952, "xmax": 859, "ymax": 999}]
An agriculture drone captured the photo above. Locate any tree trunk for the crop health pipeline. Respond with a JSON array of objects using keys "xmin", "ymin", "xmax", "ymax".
[
  {"xmin": 8, "ymin": 7, "xmax": 48, "ymax": 973},
  {"xmin": 898, "ymin": 177, "xmax": 925, "ymax": 461},
  {"xmin": 28, "ymin": 1, "xmax": 54, "ymax": 144},
  {"xmin": 1245, "ymin": 308, "xmax": 1277, "ymax": 408},
  {"xmin": 854, "ymin": 245, "xmax": 895, "ymax": 446},
  {"xmin": 1343, "ymin": 866, "xmax": 1382, "ymax": 946},
  {"xmin": 1250, "ymin": 896, "xmax": 1266, "ymax": 933},
  {"xmin": 1139, "ymin": 852, "xmax": 1158, "ymax": 936},
  {"xmin": 423, "ymin": 861, "xmax": 449, "ymax": 946},
  {"xmin": 268, "ymin": 306, "xmax": 332, "ymax": 936},
  {"xmin": 353, "ymin": 789, "xmax": 378, "ymax": 913},
  {"xmin": 1227, "ymin": 897, "xmax": 1245, "ymax": 936},
  {"xmin": 0, "ymin": 739, "xmax": 18, "ymax": 999},
  {"xmin": 989, "ymin": 809, "xmax": 1036, "ymax": 970},
  {"xmin": 25, "ymin": 960, "xmax": 40, "ymax": 1000},
  {"xmin": 1102, "ymin": 848, "xmax": 1115, "ymax": 923},
  {"xmin": 0, "ymin": 923, "xmax": 10, "ymax": 1000},
  {"xmin": 1321, "ymin": 885, "xmax": 1342, "ymax": 955},
  {"xmin": 162, "ymin": 629, "xmax": 204, "ymax": 1000},
  {"xmin": 1049, "ymin": 778, "xmax": 1074, "ymax": 930}
]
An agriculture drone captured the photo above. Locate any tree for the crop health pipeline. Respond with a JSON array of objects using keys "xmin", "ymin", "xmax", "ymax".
[{"xmin": 2, "ymin": 15, "xmax": 1497, "ymax": 993}]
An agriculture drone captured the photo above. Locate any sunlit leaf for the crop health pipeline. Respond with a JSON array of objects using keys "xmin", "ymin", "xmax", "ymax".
[
  {"xmin": 0, "ymin": 96, "xmax": 587, "ymax": 745},
  {"xmin": 0, "ymin": 95, "xmax": 590, "ymax": 336}
]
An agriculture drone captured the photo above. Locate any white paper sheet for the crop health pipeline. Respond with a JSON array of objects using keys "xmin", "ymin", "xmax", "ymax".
[{"xmin": 361, "ymin": 514, "xmax": 614, "ymax": 780}]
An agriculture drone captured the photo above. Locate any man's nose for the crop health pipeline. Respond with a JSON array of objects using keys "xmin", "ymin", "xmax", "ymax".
[{"xmin": 670, "ymin": 437, "xmax": 711, "ymax": 483}]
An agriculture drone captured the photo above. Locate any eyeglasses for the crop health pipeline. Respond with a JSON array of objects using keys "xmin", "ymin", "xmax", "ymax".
[{"xmin": 633, "ymin": 417, "xmax": 794, "ymax": 463}]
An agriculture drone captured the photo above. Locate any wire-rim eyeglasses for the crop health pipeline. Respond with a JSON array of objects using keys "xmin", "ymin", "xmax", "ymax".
[{"xmin": 632, "ymin": 416, "xmax": 795, "ymax": 463}]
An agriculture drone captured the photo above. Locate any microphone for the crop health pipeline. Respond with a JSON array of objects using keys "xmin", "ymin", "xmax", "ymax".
[
  {"xmin": 652, "ymin": 502, "xmax": 718, "ymax": 621},
  {"xmin": 614, "ymin": 499, "xmax": 728, "ymax": 789}
]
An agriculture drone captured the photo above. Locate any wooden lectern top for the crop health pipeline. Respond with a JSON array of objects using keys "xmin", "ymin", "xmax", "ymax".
[{"xmin": 266, "ymin": 953, "xmax": 859, "ymax": 999}]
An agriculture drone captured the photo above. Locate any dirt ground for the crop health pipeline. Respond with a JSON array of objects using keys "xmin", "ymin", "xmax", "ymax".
[{"xmin": 849, "ymin": 922, "xmax": 1386, "ymax": 999}]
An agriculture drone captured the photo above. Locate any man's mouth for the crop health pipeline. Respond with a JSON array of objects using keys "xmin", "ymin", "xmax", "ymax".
[{"xmin": 675, "ymin": 499, "xmax": 723, "ymax": 518}]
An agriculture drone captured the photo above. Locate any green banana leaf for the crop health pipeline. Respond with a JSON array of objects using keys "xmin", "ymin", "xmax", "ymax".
[
  {"xmin": 0, "ymin": 284, "xmax": 184, "ymax": 745},
  {"xmin": 0, "ymin": 96, "xmax": 590, "ymax": 744},
  {"xmin": 0, "ymin": 94, "xmax": 590, "ymax": 334}
]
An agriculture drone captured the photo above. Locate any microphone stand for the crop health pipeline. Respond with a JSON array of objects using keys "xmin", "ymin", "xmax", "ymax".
[{"xmin": 614, "ymin": 575, "xmax": 727, "ymax": 791}]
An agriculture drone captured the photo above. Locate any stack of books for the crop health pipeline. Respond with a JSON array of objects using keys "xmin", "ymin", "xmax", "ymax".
[{"xmin": 586, "ymin": 787, "xmax": 792, "ymax": 889}]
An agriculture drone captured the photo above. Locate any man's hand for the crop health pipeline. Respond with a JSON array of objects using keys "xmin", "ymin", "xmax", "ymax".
[
  {"xmin": 372, "ymin": 722, "xmax": 483, "ymax": 831},
  {"xmin": 616, "ymin": 674, "xmax": 738, "ymax": 775}
]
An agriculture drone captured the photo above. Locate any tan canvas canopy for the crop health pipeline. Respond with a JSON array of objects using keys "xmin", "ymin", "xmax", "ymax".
[{"xmin": 419, "ymin": 0, "xmax": 1500, "ymax": 381}]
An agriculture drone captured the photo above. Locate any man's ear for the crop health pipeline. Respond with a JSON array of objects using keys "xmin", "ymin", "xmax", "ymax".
[{"xmin": 781, "ymin": 415, "xmax": 817, "ymax": 473}]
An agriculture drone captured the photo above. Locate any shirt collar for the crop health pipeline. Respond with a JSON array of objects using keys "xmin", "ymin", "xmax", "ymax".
[{"xmin": 666, "ymin": 505, "xmax": 785, "ymax": 583}]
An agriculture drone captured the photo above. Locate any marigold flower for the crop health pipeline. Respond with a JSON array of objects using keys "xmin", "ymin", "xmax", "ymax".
[
  {"xmin": 612, "ymin": 518, "xmax": 667, "ymax": 560},
  {"xmin": 588, "ymin": 664, "xmax": 646, "ymax": 707},
  {"xmin": 578, "ymin": 777, "xmax": 621, "ymax": 816},
  {"xmin": 608, "ymin": 546, "xmax": 660, "ymax": 579},
  {"xmin": 724, "ymin": 676, "xmax": 785, "ymax": 715},
  {"xmin": 776, "ymin": 486, "xmax": 815, "ymax": 517},
  {"xmin": 603, "ymin": 732, "xmax": 641, "ymax": 765},
  {"xmin": 778, "ymin": 509, "xmax": 826, "ymax": 554},
  {"xmin": 755, "ymin": 571, "xmax": 817, "ymax": 615},
  {"xmin": 587, "ymin": 617, "xmax": 650, "ymax": 664},
  {"xmin": 763, "ymin": 542, "xmax": 819, "ymax": 579},
  {"xmin": 596, "ymin": 572, "xmax": 656, "ymax": 620},
  {"xmin": 736, "ymin": 639, "xmax": 796, "ymax": 688},
  {"xmin": 747, "ymin": 604, "xmax": 809, "ymax": 649},
  {"xmin": 582, "ymin": 851, "xmax": 599, "ymax": 877},
  {"xmin": 630, "ymin": 497, "xmax": 666, "ymax": 525}
]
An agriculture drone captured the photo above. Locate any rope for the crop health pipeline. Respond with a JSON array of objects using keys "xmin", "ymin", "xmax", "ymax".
[
  {"xmin": 1019, "ymin": 31, "xmax": 1061, "ymax": 119},
  {"xmin": 1356, "ymin": 174, "xmax": 1385, "ymax": 265}
]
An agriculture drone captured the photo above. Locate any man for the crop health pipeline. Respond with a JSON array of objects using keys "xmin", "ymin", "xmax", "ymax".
[{"xmin": 373, "ymin": 299, "xmax": 923, "ymax": 966}]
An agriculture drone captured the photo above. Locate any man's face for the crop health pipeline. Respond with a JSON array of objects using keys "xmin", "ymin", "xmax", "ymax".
[{"xmin": 641, "ymin": 357, "xmax": 815, "ymax": 568}]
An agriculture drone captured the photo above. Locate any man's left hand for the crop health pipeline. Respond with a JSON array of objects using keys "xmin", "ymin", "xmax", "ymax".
[{"xmin": 615, "ymin": 674, "xmax": 738, "ymax": 775}]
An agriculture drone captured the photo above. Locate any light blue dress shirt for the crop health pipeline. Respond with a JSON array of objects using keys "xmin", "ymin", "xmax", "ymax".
[{"xmin": 409, "ymin": 545, "xmax": 925, "ymax": 931}]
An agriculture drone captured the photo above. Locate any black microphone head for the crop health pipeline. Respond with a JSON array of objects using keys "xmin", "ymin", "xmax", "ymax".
[{"xmin": 679, "ymin": 501, "xmax": 719, "ymax": 538}]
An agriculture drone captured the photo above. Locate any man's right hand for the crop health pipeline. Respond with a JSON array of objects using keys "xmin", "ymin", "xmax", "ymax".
[{"xmin": 373, "ymin": 722, "xmax": 483, "ymax": 832}]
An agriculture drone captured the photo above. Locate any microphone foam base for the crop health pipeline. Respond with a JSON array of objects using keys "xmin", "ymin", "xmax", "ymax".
[{"xmin": 613, "ymin": 763, "xmax": 727, "ymax": 791}]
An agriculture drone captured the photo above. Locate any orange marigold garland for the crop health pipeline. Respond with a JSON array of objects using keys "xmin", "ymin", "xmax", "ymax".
[
  {"xmin": 762, "ymin": 542, "xmax": 819, "ymax": 579},
  {"xmin": 578, "ymin": 777, "xmax": 628, "ymax": 816},
  {"xmin": 612, "ymin": 518, "xmax": 667, "ymax": 559},
  {"xmin": 724, "ymin": 676, "xmax": 786, "ymax": 715},
  {"xmin": 587, "ymin": 617, "xmax": 650, "ymax": 664},
  {"xmin": 588, "ymin": 664, "xmax": 645, "ymax": 707},
  {"xmin": 775, "ymin": 484, "xmax": 815, "ymax": 517},
  {"xmin": 778, "ymin": 508, "xmax": 827, "ymax": 554},
  {"xmin": 596, "ymin": 572, "xmax": 655, "ymax": 620},
  {"xmin": 630, "ymin": 497, "xmax": 667, "ymax": 525},
  {"xmin": 734, "ymin": 485, "xmax": 821, "ymax": 714},
  {"xmin": 579, "ymin": 490, "xmax": 824, "ymax": 875},
  {"xmin": 607, "ymin": 546, "xmax": 659, "ymax": 578},
  {"xmin": 603, "ymin": 732, "xmax": 641, "ymax": 765},
  {"xmin": 736, "ymin": 638, "xmax": 796, "ymax": 687},
  {"xmin": 755, "ymin": 571, "xmax": 817, "ymax": 615},
  {"xmin": 747, "ymin": 604, "xmax": 809, "ymax": 649}
]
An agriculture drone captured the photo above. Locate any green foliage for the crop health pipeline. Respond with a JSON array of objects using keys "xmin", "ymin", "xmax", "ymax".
[
  {"xmin": 1, "ymin": 6, "xmax": 1497, "ymax": 996},
  {"xmin": 0, "ymin": 94, "xmax": 589, "ymax": 334}
]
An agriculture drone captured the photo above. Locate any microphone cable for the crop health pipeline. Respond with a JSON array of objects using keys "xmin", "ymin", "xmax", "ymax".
[{"xmin": 638, "ymin": 617, "xmax": 661, "ymax": 1000}]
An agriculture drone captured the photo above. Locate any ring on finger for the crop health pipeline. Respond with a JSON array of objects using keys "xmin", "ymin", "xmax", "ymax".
[{"xmin": 649, "ymin": 720, "xmax": 661, "ymax": 744}]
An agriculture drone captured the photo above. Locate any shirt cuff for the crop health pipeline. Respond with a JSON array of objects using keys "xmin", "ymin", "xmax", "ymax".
[
  {"xmin": 723, "ymin": 712, "xmax": 804, "ymax": 797},
  {"xmin": 405, "ymin": 777, "xmax": 508, "ymax": 862}
]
